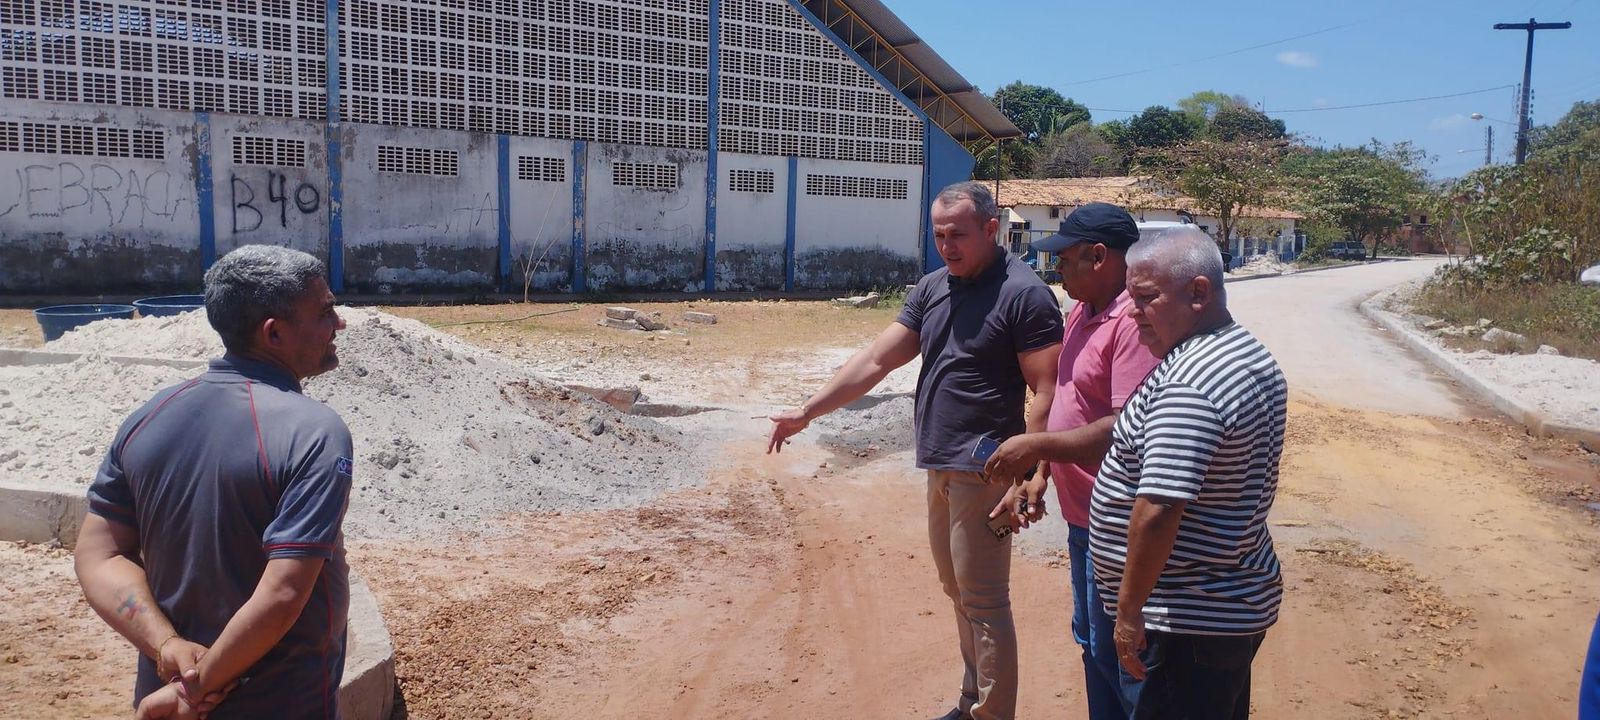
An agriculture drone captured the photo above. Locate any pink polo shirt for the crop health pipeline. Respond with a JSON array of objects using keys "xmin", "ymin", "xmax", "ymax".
[{"xmin": 1047, "ymin": 290, "xmax": 1161, "ymax": 528}]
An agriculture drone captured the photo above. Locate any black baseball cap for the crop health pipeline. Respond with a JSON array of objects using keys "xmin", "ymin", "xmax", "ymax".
[{"xmin": 1033, "ymin": 202, "xmax": 1139, "ymax": 253}]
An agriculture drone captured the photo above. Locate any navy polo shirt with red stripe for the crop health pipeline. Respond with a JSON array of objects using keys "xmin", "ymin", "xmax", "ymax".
[{"xmin": 88, "ymin": 354, "xmax": 353, "ymax": 719}]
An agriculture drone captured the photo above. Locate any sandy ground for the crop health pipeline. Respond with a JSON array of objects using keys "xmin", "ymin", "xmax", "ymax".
[{"xmin": 5, "ymin": 264, "xmax": 1600, "ymax": 718}]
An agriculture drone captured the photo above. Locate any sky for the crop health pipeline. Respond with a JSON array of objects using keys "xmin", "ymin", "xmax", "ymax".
[{"xmin": 881, "ymin": 0, "xmax": 1600, "ymax": 179}]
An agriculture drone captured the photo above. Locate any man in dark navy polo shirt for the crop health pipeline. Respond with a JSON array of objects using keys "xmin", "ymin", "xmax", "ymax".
[
  {"xmin": 769, "ymin": 181, "xmax": 1064, "ymax": 720},
  {"xmin": 75, "ymin": 244, "xmax": 353, "ymax": 719}
]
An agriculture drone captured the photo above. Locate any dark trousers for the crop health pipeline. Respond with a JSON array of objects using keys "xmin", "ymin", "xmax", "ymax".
[{"xmin": 1130, "ymin": 630, "xmax": 1266, "ymax": 720}]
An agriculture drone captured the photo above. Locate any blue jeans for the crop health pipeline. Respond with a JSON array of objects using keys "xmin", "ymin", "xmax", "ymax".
[
  {"xmin": 1069, "ymin": 524, "xmax": 1137, "ymax": 719},
  {"xmin": 1582, "ymin": 611, "xmax": 1600, "ymax": 720}
]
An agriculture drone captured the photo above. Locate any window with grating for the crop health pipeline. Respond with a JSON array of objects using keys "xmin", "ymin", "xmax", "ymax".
[
  {"xmin": 376, "ymin": 144, "xmax": 458, "ymax": 176},
  {"xmin": 613, "ymin": 161, "xmax": 677, "ymax": 191},
  {"xmin": 804, "ymin": 174, "xmax": 908, "ymax": 200},
  {"xmin": 0, "ymin": 120, "xmax": 163, "ymax": 160},
  {"xmin": 232, "ymin": 135, "xmax": 306, "ymax": 167},
  {"xmin": 515, "ymin": 155, "xmax": 566, "ymax": 183},
  {"xmin": 728, "ymin": 167, "xmax": 774, "ymax": 193}
]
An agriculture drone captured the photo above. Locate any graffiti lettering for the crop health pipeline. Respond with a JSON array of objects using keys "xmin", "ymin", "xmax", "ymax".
[
  {"xmin": 441, "ymin": 192, "xmax": 497, "ymax": 235},
  {"xmin": 229, "ymin": 170, "xmax": 321, "ymax": 234},
  {"xmin": 228, "ymin": 170, "xmax": 321, "ymax": 235},
  {"xmin": 294, "ymin": 183, "xmax": 319, "ymax": 214},
  {"xmin": 0, "ymin": 161, "xmax": 191, "ymax": 227},
  {"xmin": 231, "ymin": 175, "xmax": 261, "ymax": 233}
]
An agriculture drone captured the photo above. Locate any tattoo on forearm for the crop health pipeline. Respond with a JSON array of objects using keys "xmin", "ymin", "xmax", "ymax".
[{"xmin": 117, "ymin": 592, "xmax": 141, "ymax": 621}]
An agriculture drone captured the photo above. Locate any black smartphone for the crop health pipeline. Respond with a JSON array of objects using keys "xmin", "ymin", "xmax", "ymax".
[{"xmin": 986, "ymin": 513, "xmax": 1013, "ymax": 540}]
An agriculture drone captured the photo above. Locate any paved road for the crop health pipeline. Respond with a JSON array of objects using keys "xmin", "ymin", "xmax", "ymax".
[{"xmin": 1225, "ymin": 258, "xmax": 1469, "ymax": 418}]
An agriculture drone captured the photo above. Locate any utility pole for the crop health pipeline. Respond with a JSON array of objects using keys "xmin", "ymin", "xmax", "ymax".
[
  {"xmin": 1485, "ymin": 125, "xmax": 1493, "ymax": 166},
  {"xmin": 1494, "ymin": 17, "xmax": 1571, "ymax": 164}
]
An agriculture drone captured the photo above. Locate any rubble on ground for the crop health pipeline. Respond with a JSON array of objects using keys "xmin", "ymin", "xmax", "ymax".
[{"xmin": 831, "ymin": 292, "xmax": 881, "ymax": 309}]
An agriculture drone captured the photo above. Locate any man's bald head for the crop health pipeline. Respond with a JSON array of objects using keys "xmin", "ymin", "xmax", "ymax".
[
  {"xmin": 1123, "ymin": 226, "xmax": 1232, "ymax": 356},
  {"xmin": 1126, "ymin": 226, "xmax": 1227, "ymax": 304}
]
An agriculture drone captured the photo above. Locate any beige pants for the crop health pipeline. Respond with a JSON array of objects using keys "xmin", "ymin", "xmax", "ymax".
[{"xmin": 927, "ymin": 469, "xmax": 1017, "ymax": 720}]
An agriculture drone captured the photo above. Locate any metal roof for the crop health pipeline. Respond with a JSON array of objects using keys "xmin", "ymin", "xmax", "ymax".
[{"xmin": 797, "ymin": 0, "xmax": 1022, "ymax": 152}]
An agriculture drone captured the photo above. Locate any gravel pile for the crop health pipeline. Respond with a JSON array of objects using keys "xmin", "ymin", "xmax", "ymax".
[
  {"xmin": 813, "ymin": 394, "xmax": 915, "ymax": 457},
  {"xmin": 5, "ymin": 308, "xmax": 709, "ymax": 539}
]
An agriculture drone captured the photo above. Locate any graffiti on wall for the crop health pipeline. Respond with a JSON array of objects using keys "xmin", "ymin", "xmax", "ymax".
[
  {"xmin": 0, "ymin": 161, "xmax": 194, "ymax": 228},
  {"xmin": 229, "ymin": 171, "xmax": 321, "ymax": 234}
]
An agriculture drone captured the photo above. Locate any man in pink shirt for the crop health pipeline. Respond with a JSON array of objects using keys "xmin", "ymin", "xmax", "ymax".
[{"xmin": 985, "ymin": 203, "xmax": 1161, "ymax": 718}]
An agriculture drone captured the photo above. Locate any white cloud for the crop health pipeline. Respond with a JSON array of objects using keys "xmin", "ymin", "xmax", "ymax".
[
  {"xmin": 1313, "ymin": 98, "xmax": 1330, "ymax": 108},
  {"xmin": 1277, "ymin": 51, "xmax": 1319, "ymax": 68},
  {"xmin": 1429, "ymin": 114, "xmax": 1470, "ymax": 131}
]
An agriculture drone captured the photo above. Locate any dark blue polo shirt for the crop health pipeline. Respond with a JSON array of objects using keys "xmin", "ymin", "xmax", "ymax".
[
  {"xmin": 87, "ymin": 355, "xmax": 353, "ymax": 720},
  {"xmin": 897, "ymin": 247, "xmax": 1064, "ymax": 471}
]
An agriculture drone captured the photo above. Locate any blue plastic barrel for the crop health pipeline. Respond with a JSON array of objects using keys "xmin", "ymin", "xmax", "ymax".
[
  {"xmin": 133, "ymin": 294, "xmax": 205, "ymax": 318},
  {"xmin": 33, "ymin": 304, "xmax": 138, "ymax": 342}
]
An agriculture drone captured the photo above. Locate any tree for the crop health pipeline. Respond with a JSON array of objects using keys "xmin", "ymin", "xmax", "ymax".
[
  {"xmin": 1286, "ymin": 142, "xmax": 1430, "ymax": 260},
  {"xmin": 1529, "ymin": 98, "xmax": 1600, "ymax": 162},
  {"xmin": 990, "ymin": 82, "xmax": 1091, "ymax": 143},
  {"xmin": 1208, "ymin": 106, "xmax": 1287, "ymax": 142},
  {"xmin": 972, "ymin": 138, "xmax": 1039, "ymax": 181},
  {"xmin": 1126, "ymin": 106, "xmax": 1203, "ymax": 149},
  {"xmin": 1140, "ymin": 138, "xmax": 1291, "ymax": 254},
  {"xmin": 1034, "ymin": 122, "xmax": 1125, "ymax": 178},
  {"xmin": 1177, "ymin": 90, "xmax": 1250, "ymax": 125}
]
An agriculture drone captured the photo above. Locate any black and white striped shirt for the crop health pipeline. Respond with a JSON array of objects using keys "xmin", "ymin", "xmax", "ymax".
[{"xmin": 1090, "ymin": 322, "xmax": 1287, "ymax": 635}]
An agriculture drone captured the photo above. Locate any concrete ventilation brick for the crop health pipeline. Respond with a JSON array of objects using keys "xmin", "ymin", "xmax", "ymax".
[
  {"xmin": 0, "ymin": 117, "xmax": 165, "ymax": 161},
  {"xmin": 234, "ymin": 135, "xmax": 307, "ymax": 167},
  {"xmin": 804, "ymin": 173, "xmax": 909, "ymax": 200},
  {"xmin": 376, "ymin": 144, "xmax": 457, "ymax": 177},
  {"xmin": 728, "ymin": 167, "xmax": 774, "ymax": 194},
  {"xmin": 612, "ymin": 160, "xmax": 678, "ymax": 191},
  {"xmin": 0, "ymin": 0, "xmax": 328, "ymax": 121},
  {"xmin": 515, "ymin": 155, "xmax": 566, "ymax": 183},
  {"xmin": 332, "ymin": 0, "xmax": 706, "ymax": 148},
  {"xmin": 718, "ymin": 0, "xmax": 921, "ymax": 165}
]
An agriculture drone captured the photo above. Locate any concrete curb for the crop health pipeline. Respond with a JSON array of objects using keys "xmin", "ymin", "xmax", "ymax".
[
  {"xmin": 1224, "ymin": 259, "xmax": 1372, "ymax": 284},
  {"xmin": 0, "ymin": 347, "xmax": 208, "ymax": 370},
  {"xmin": 1358, "ymin": 285, "xmax": 1600, "ymax": 451},
  {"xmin": 0, "ymin": 484, "xmax": 396, "ymax": 719}
]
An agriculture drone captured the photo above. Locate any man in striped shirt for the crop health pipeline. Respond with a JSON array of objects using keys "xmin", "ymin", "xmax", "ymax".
[{"xmin": 1090, "ymin": 227, "xmax": 1287, "ymax": 719}]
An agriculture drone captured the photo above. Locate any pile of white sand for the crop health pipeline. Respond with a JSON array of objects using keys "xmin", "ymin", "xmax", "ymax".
[
  {"xmin": 46, "ymin": 309, "xmax": 224, "ymax": 358},
  {"xmin": 7, "ymin": 308, "xmax": 708, "ymax": 538}
]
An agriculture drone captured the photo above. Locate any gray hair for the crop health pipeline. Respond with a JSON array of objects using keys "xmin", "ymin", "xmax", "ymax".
[
  {"xmin": 934, "ymin": 181, "xmax": 1000, "ymax": 221},
  {"xmin": 204, "ymin": 245, "xmax": 327, "ymax": 353},
  {"xmin": 1127, "ymin": 226, "xmax": 1227, "ymax": 302}
]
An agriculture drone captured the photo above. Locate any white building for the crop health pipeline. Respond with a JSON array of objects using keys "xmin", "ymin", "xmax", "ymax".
[
  {"xmin": 0, "ymin": 0, "xmax": 1019, "ymax": 294},
  {"xmin": 995, "ymin": 177, "xmax": 1305, "ymax": 265}
]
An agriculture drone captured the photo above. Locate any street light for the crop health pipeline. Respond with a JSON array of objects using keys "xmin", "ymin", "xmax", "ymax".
[{"xmin": 1466, "ymin": 113, "xmax": 1512, "ymax": 165}]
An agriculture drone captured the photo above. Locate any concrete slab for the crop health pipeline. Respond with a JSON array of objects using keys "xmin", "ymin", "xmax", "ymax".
[
  {"xmin": 0, "ymin": 347, "xmax": 207, "ymax": 370},
  {"xmin": 0, "ymin": 482, "xmax": 85, "ymax": 547}
]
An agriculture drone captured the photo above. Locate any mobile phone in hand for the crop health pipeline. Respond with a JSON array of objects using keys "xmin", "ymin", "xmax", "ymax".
[
  {"xmin": 986, "ymin": 512, "xmax": 1014, "ymax": 540},
  {"xmin": 972, "ymin": 436, "xmax": 1001, "ymax": 463}
]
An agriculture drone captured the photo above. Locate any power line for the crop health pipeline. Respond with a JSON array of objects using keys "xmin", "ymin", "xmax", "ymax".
[
  {"xmin": 1059, "ymin": 20, "xmax": 1367, "ymax": 87},
  {"xmin": 1263, "ymin": 85, "xmax": 1517, "ymax": 113}
]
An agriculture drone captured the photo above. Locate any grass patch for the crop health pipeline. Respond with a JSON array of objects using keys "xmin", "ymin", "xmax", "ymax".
[
  {"xmin": 871, "ymin": 283, "xmax": 911, "ymax": 311},
  {"xmin": 1413, "ymin": 281, "xmax": 1600, "ymax": 361}
]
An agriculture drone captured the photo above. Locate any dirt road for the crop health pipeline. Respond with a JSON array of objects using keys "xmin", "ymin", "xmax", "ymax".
[{"xmin": 4, "ymin": 264, "xmax": 1597, "ymax": 718}]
